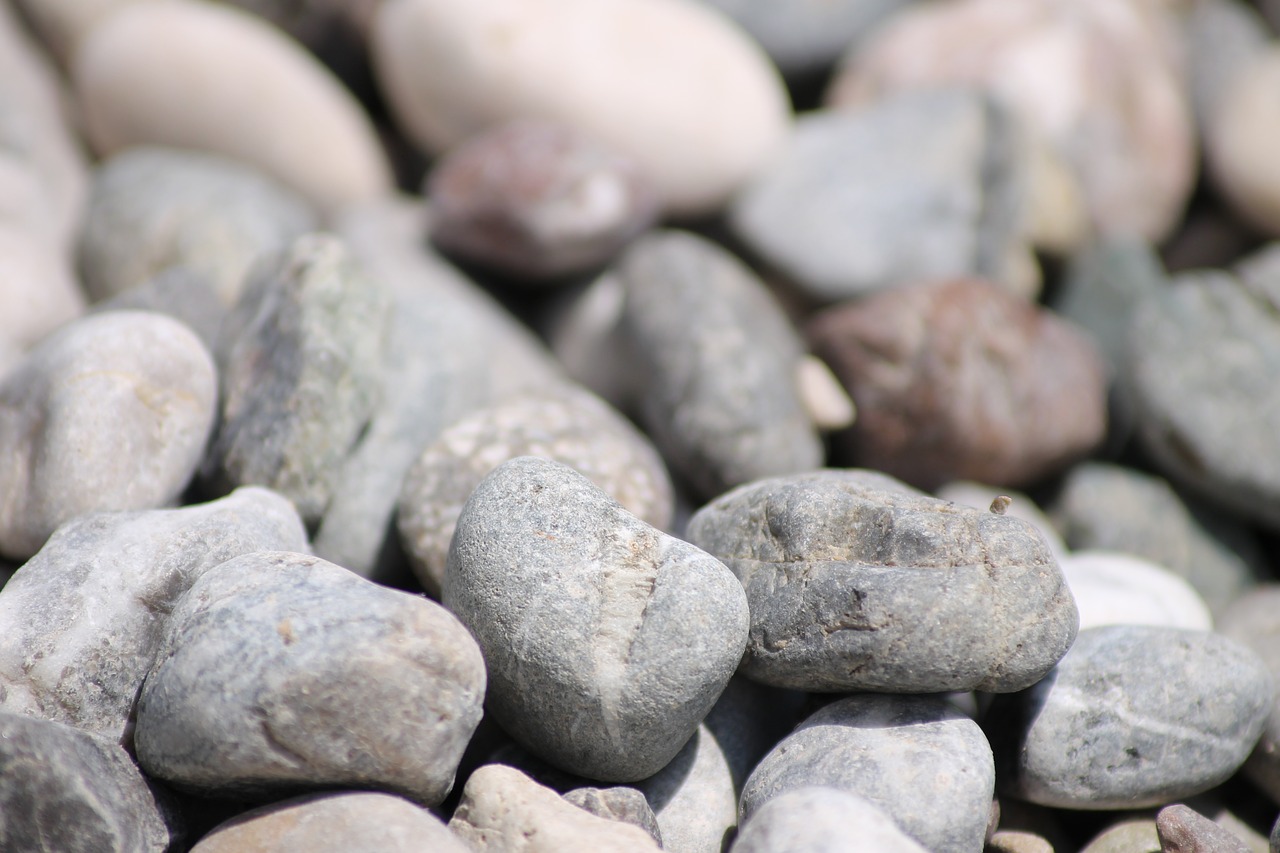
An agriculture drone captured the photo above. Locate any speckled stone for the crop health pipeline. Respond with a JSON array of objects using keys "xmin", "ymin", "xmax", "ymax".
[{"xmin": 1157, "ymin": 804, "xmax": 1252, "ymax": 853}]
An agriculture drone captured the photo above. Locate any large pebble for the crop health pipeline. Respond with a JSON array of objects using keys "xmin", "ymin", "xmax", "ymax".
[
  {"xmin": 398, "ymin": 385, "xmax": 673, "ymax": 596},
  {"xmin": 741, "ymin": 695, "xmax": 995, "ymax": 853},
  {"xmin": 134, "ymin": 551, "xmax": 486, "ymax": 804},
  {"xmin": 1061, "ymin": 551, "xmax": 1212, "ymax": 632},
  {"xmin": 73, "ymin": 0, "xmax": 392, "ymax": 211},
  {"xmin": 731, "ymin": 787, "xmax": 928, "ymax": 853},
  {"xmin": 1218, "ymin": 586, "xmax": 1280, "ymax": 803},
  {"xmin": 808, "ymin": 278, "xmax": 1107, "ymax": 490},
  {"xmin": 987, "ymin": 625, "xmax": 1273, "ymax": 809},
  {"xmin": 0, "ymin": 487, "xmax": 307, "ymax": 745},
  {"xmin": 1206, "ymin": 49, "xmax": 1280, "ymax": 236},
  {"xmin": 445, "ymin": 456, "xmax": 748, "ymax": 781},
  {"xmin": 687, "ymin": 469, "xmax": 1078, "ymax": 693},
  {"xmin": 0, "ymin": 311, "xmax": 217, "ymax": 559},
  {"xmin": 78, "ymin": 146, "xmax": 317, "ymax": 305},
  {"xmin": 0, "ymin": 711, "xmax": 179, "ymax": 853},
  {"xmin": 207, "ymin": 233, "xmax": 390, "ymax": 525},
  {"xmin": 370, "ymin": 0, "xmax": 790, "ymax": 216},
  {"xmin": 730, "ymin": 92, "xmax": 1033, "ymax": 302},
  {"xmin": 1157, "ymin": 805, "xmax": 1253, "ymax": 853}
]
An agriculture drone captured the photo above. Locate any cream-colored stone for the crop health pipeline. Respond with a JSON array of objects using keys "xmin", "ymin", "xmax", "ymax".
[
  {"xmin": 797, "ymin": 354, "xmax": 855, "ymax": 432},
  {"xmin": 370, "ymin": 0, "xmax": 791, "ymax": 216},
  {"xmin": 1208, "ymin": 49, "xmax": 1280, "ymax": 236},
  {"xmin": 72, "ymin": 0, "xmax": 392, "ymax": 212},
  {"xmin": 0, "ymin": 225, "xmax": 85, "ymax": 353},
  {"xmin": 11, "ymin": 0, "xmax": 142, "ymax": 67}
]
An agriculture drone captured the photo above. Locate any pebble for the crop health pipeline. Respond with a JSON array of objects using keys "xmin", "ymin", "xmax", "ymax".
[
  {"xmin": 1217, "ymin": 586, "xmax": 1280, "ymax": 803},
  {"xmin": 1157, "ymin": 804, "xmax": 1253, "ymax": 853},
  {"xmin": 1182, "ymin": 0, "xmax": 1269, "ymax": 138},
  {"xmin": 0, "ymin": 311, "xmax": 217, "ymax": 560},
  {"xmin": 730, "ymin": 92, "xmax": 1034, "ymax": 303},
  {"xmin": 0, "ymin": 222, "xmax": 85, "ymax": 358},
  {"xmin": 740, "ymin": 694, "xmax": 996, "ymax": 853},
  {"xmin": 77, "ymin": 146, "xmax": 317, "ymax": 305},
  {"xmin": 988, "ymin": 829, "xmax": 1055, "ymax": 853},
  {"xmin": 986, "ymin": 625, "xmax": 1273, "ymax": 809},
  {"xmin": 72, "ymin": 0, "xmax": 392, "ymax": 212},
  {"xmin": 444, "ymin": 456, "xmax": 748, "ymax": 781},
  {"xmin": 426, "ymin": 119, "xmax": 659, "ymax": 281},
  {"xmin": 703, "ymin": 676, "xmax": 811, "ymax": 796},
  {"xmin": 206, "ymin": 233, "xmax": 390, "ymax": 526},
  {"xmin": 90, "ymin": 266, "xmax": 227, "ymax": 352},
  {"xmin": 0, "ymin": 711, "xmax": 180, "ymax": 853},
  {"xmin": 730, "ymin": 787, "xmax": 928, "ymax": 853},
  {"xmin": 398, "ymin": 384, "xmax": 674, "ymax": 596},
  {"xmin": 562, "ymin": 786, "xmax": 663, "ymax": 845},
  {"xmin": 1206, "ymin": 48, "xmax": 1280, "ymax": 236},
  {"xmin": 134, "ymin": 550, "xmax": 486, "ymax": 805},
  {"xmin": 370, "ymin": 0, "xmax": 790, "ymax": 216},
  {"xmin": 1081, "ymin": 820, "xmax": 1161, "ymax": 853},
  {"xmin": 1062, "ymin": 551, "xmax": 1213, "ymax": 631},
  {"xmin": 687, "ymin": 469, "xmax": 1078, "ymax": 693},
  {"xmin": 634, "ymin": 724, "xmax": 738, "ymax": 853},
  {"xmin": 190, "ymin": 792, "xmax": 468, "ymax": 853},
  {"xmin": 809, "ymin": 277, "xmax": 1108, "ymax": 490},
  {"xmin": 0, "ymin": 487, "xmax": 307, "ymax": 745}
]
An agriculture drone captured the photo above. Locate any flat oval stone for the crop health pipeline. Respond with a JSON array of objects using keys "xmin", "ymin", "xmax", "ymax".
[
  {"xmin": 134, "ymin": 551, "xmax": 486, "ymax": 805},
  {"xmin": 685, "ymin": 469, "xmax": 1078, "ymax": 693},
  {"xmin": 1061, "ymin": 551, "xmax": 1212, "ymax": 632},
  {"xmin": 731, "ymin": 787, "xmax": 928, "ymax": 853},
  {"xmin": 740, "ymin": 694, "xmax": 995, "ymax": 853},
  {"xmin": 370, "ymin": 0, "xmax": 790, "ymax": 216},
  {"xmin": 987, "ymin": 625, "xmax": 1273, "ymax": 809},
  {"xmin": 0, "ymin": 311, "xmax": 217, "ymax": 559},
  {"xmin": 73, "ymin": 0, "xmax": 392, "ymax": 211},
  {"xmin": 444, "ymin": 456, "xmax": 749, "ymax": 781}
]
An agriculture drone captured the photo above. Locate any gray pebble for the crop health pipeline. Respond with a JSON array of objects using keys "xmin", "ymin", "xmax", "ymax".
[
  {"xmin": 0, "ymin": 310, "xmax": 217, "ymax": 560},
  {"xmin": 134, "ymin": 551, "xmax": 486, "ymax": 805},
  {"xmin": 1184, "ymin": 0, "xmax": 1270, "ymax": 136},
  {"xmin": 78, "ymin": 146, "xmax": 316, "ymax": 304},
  {"xmin": 634, "ymin": 724, "xmax": 738, "ymax": 853},
  {"xmin": 207, "ymin": 233, "xmax": 390, "ymax": 525},
  {"xmin": 445, "ymin": 456, "xmax": 748, "ymax": 781},
  {"xmin": 1082, "ymin": 820, "xmax": 1162, "ymax": 853},
  {"xmin": 398, "ymin": 384, "xmax": 673, "ymax": 595},
  {"xmin": 1157, "ymin": 804, "xmax": 1252, "ymax": 853},
  {"xmin": 731, "ymin": 787, "xmax": 928, "ymax": 853},
  {"xmin": 90, "ymin": 266, "xmax": 226, "ymax": 351},
  {"xmin": 563, "ymin": 786, "xmax": 663, "ymax": 846},
  {"xmin": 1217, "ymin": 586, "xmax": 1280, "ymax": 802},
  {"xmin": 987, "ymin": 625, "xmax": 1273, "ymax": 809},
  {"xmin": 0, "ymin": 711, "xmax": 180, "ymax": 853},
  {"xmin": 740, "ymin": 694, "xmax": 995, "ymax": 853},
  {"xmin": 685, "ymin": 469, "xmax": 1078, "ymax": 693},
  {"xmin": 703, "ymin": 676, "xmax": 810, "ymax": 796}
]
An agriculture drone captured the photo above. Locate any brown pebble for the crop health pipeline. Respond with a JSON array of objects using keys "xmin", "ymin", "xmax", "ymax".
[{"xmin": 1156, "ymin": 804, "xmax": 1251, "ymax": 853}]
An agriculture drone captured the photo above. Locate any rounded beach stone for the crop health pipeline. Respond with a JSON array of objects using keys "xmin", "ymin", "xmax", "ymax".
[
  {"xmin": 207, "ymin": 233, "xmax": 390, "ymax": 525},
  {"xmin": 562, "ymin": 787, "xmax": 662, "ymax": 845},
  {"xmin": 427, "ymin": 119, "xmax": 659, "ymax": 281},
  {"xmin": 686, "ymin": 469, "xmax": 1078, "ymax": 693},
  {"xmin": 444, "ymin": 456, "xmax": 749, "ymax": 781},
  {"xmin": 78, "ymin": 146, "xmax": 317, "ymax": 305},
  {"xmin": 91, "ymin": 267, "xmax": 226, "ymax": 351},
  {"xmin": 729, "ymin": 91, "xmax": 1033, "ymax": 303},
  {"xmin": 449, "ymin": 765, "xmax": 662, "ymax": 852},
  {"xmin": 190, "ymin": 792, "xmax": 468, "ymax": 853},
  {"xmin": 1157, "ymin": 805, "xmax": 1252, "ymax": 853},
  {"xmin": 0, "ymin": 310, "xmax": 216, "ymax": 560},
  {"xmin": 1080, "ymin": 820, "xmax": 1160, "ymax": 853},
  {"xmin": 1207, "ymin": 49, "xmax": 1280, "ymax": 236},
  {"xmin": 72, "ymin": 0, "xmax": 392, "ymax": 211},
  {"xmin": 740, "ymin": 694, "xmax": 995, "ymax": 853},
  {"xmin": 134, "ymin": 551, "xmax": 486, "ymax": 805},
  {"xmin": 987, "ymin": 625, "xmax": 1273, "ymax": 809},
  {"xmin": 397, "ymin": 385, "xmax": 672, "ymax": 596},
  {"xmin": 731, "ymin": 787, "xmax": 927, "ymax": 853},
  {"xmin": 1183, "ymin": 0, "xmax": 1270, "ymax": 137},
  {"xmin": 0, "ymin": 223, "xmax": 85, "ymax": 354},
  {"xmin": 808, "ymin": 278, "xmax": 1107, "ymax": 490},
  {"xmin": 370, "ymin": 0, "xmax": 790, "ymax": 217},
  {"xmin": 633, "ymin": 724, "xmax": 737, "ymax": 853},
  {"xmin": 1217, "ymin": 586, "xmax": 1280, "ymax": 803},
  {"xmin": 0, "ymin": 712, "xmax": 179, "ymax": 853},
  {"xmin": 0, "ymin": 487, "xmax": 307, "ymax": 745},
  {"xmin": 1061, "ymin": 551, "xmax": 1212, "ymax": 632}
]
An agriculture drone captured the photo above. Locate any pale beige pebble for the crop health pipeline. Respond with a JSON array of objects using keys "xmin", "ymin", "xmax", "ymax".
[
  {"xmin": 449, "ymin": 764, "xmax": 663, "ymax": 852},
  {"xmin": 10, "ymin": 0, "xmax": 142, "ymax": 68},
  {"xmin": 72, "ymin": 0, "xmax": 393, "ymax": 212},
  {"xmin": 1081, "ymin": 819, "xmax": 1161, "ymax": 853},
  {"xmin": 827, "ymin": 0, "xmax": 1195, "ymax": 245},
  {"xmin": 989, "ymin": 830, "xmax": 1055, "ymax": 853},
  {"xmin": 0, "ymin": 224, "xmax": 85, "ymax": 353},
  {"xmin": 797, "ymin": 354, "xmax": 856, "ymax": 431},
  {"xmin": 1060, "ymin": 550, "xmax": 1213, "ymax": 632},
  {"xmin": 1207, "ymin": 49, "xmax": 1280, "ymax": 236},
  {"xmin": 370, "ymin": 0, "xmax": 791, "ymax": 217}
]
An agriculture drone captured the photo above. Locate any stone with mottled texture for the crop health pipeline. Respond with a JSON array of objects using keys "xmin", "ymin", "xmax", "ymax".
[
  {"xmin": 731, "ymin": 787, "xmax": 927, "ymax": 853},
  {"xmin": 563, "ymin": 786, "xmax": 662, "ymax": 845},
  {"xmin": 1157, "ymin": 805, "xmax": 1251, "ymax": 853}
]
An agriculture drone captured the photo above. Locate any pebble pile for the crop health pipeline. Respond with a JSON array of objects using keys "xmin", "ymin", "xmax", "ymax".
[{"xmin": 4, "ymin": 0, "xmax": 1280, "ymax": 851}]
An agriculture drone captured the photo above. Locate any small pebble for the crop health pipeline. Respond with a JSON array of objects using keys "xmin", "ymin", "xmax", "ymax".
[
  {"xmin": 1157, "ymin": 804, "xmax": 1252, "ymax": 853},
  {"xmin": 562, "ymin": 786, "xmax": 663, "ymax": 846},
  {"xmin": 1081, "ymin": 820, "xmax": 1161, "ymax": 853},
  {"xmin": 731, "ymin": 787, "xmax": 927, "ymax": 853},
  {"xmin": 1062, "ymin": 550, "xmax": 1213, "ymax": 632}
]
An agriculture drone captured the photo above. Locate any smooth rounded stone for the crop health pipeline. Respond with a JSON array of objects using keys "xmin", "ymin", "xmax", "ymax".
[
  {"xmin": 1082, "ymin": 820, "xmax": 1162, "ymax": 853},
  {"xmin": 190, "ymin": 792, "xmax": 468, "ymax": 853},
  {"xmin": 808, "ymin": 277, "xmax": 1107, "ymax": 490},
  {"xmin": 827, "ymin": 0, "xmax": 1195, "ymax": 245},
  {"xmin": 73, "ymin": 0, "xmax": 393, "ymax": 212},
  {"xmin": 134, "ymin": 551, "xmax": 486, "ymax": 804},
  {"xmin": 563, "ymin": 786, "xmax": 663, "ymax": 845},
  {"xmin": 427, "ymin": 119, "xmax": 659, "ymax": 281},
  {"xmin": 11, "ymin": 0, "xmax": 142, "ymax": 66},
  {"xmin": 398, "ymin": 385, "xmax": 673, "ymax": 596},
  {"xmin": 0, "ymin": 223, "xmax": 85, "ymax": 353},
  {"xmin": 1049, "ymin": 462, "xmax": 1262, "ymax": 616},
  {"xmin": 987, "ymin": 625, "xmax": 1273, "ymax": 809},
  {"xmin": 206, "ymin": 233, "xmax": 390, "ymax": 526},
  {"xmin": 1158, "ymin": 805, "xmax": 1252, "ymax": 853},
  {"xmin": 989, "ymin": 830, "xmax": 1055, "ymax": 853},
  {"xmin": 1062, "ymin": 551, "xmax": 1213, "ymax": 632},
  {"xmin": 0, "ymin": 310, "xmax": 216, "ymax": 559},
  {"xmin": 731, "ymin": 787, "xmax": 927, "ymax": 853},
  {"xmin": 90, "ymin": 267, "xmax": 225, "ymax": 351},
  {"xmin": 0, "ymin": 488, "xmax": 307, "ymax": 745},
  {"xmin": 450, "ymin": 765, "xmax": 662, "ymax": 852},
  {"xmin": 1218, "ymin": 586, "xmax": 1280, "ymax": 803},
  {"xmin": 730, "ymin": 92, "xmax": 1033, "ymax": 303},
  {"xmin": 935, "ymin": 481, "xmax": 1067, "ymax": 561},
  {"xmin": 1206, "ymin": 49, "xmax": 1280, "ymax": 236},
  {"xmin": 370, "ymin": 0, "xmax": 790, "ymax": 217},
  {"xmin": 1183, "ymin": 0, "xmax": 1270, "ymax": 137},
  {"xmin": 634, "ymin": 724, "xmax": 738, "ymax": 853},
  {"xmin": 687, "ymin": 469, "xmax": 1078, "ymax": 693},
  {"xmin": 445, "ymin": 456, "xmax": 749, "ymax": 781},
  {"xmin": 703, "ymin": 676, "xmax": 810, "ymax": 796},
  {"xmin": 78, "ymin": 146, "xmax": 317, "ymax": 305},
  {"xmin": 1128, "ymin": 270, "xmax": 1280, "ymax": 529},
  {"xmin": 614, "ymin": 229, "xmax": 823, "ymax": 499},
  {"xmin": 0, "ymin": 711, "xmax": 179, "ymax": 853},
  {"xmin": 741, "ymin": 695, "xmax": 995, "ymax": 853}
]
